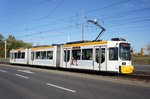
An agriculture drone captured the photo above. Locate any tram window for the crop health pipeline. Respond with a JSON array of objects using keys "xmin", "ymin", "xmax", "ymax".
[
  {"xmin": 72, "ymin": 50, "xmax": 81, "ymax": 60},
  {"xmin": 64, "ymin": 50, "xmax": 70, "ymax": 62},
  {"xmin": 10, "ymin": 53, "xmax": 13, "ymax": 60},
  {"xmin": 47, "ymin": 51, "xmax": 53, "ymax": 59},
  {"xmin": 41, "ymin": 51, "xmax": 46, "ymax": 59},
  {"xmin": 14, "ymin": 53, "xmax": 17, "ymax": 59},
  {"xmin": 109, "ymin": 47, "xmax": 118, "ymax": 60},
  {"xmin": 96, "ymin": 48, "xmax": 105, "ymax": 63},
  {"xmin": 36, "ymin": 52, "xmax": 40, "ymax": 59},
  {"xmin": 119, "ymin": 43, "xmax": 131, "ymax": 60},
  {"xmin": 82, "ymin": 49, "xmax": 93, "ymax": 60},
  {"xmin": 18, "ymin": 52, "xmax": 21, "ymax": 58},
  {"xmin": 31, "ymin": 52, "xmax": 34, "ymax": 60},
  {"xmin": 21, "ymin": 52, "xmax": 25, "ymax": 58}
]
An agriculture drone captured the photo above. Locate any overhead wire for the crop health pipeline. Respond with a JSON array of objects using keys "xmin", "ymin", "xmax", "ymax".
[
  {"xmin": 17, "ymin": 22, "xmax": 82, "ymax": 38},
  {"xmin": 46, "ymin": 0, "xmax": 65, "ymax": 17},
  {"xmin": 7, "ymin": 5, "xmax": 150, "ymax": 35},
  {"xmin": 2, "ymin": 0, "xmax": 131, "ymax": 32},
  {"xmin": 49, "ymin": 0, "xmax": 79, "ymax": 14},
  {"xmin": 85, "ymin": 0, "xmax": 131, "ymax": 14},
  {"xmin": 3, "ymin": 0, "xmax": 149, "ymax": 41},
  {"xmin": 0, "ymin": 0, "xmax": 48, "ymax": 18},
  {"xmin": 22, "ymin": 6, "xmax": 150, "ymax": 32}
]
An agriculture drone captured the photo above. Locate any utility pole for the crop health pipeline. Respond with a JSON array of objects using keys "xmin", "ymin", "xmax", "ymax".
[
  {"xmin": 81, "ymin": 10, "xmax": 86, "ymax": 41},
  {"xmin": 5, "ymin": 39, "xmax": 7, "ymax": 59},
  {"xmin": 67, "ymin": 35, "xmax": 70, "ymax": 42},
  {"xmin": 82, "ymin": 21, "xmax": 84, "ymax": 41}
]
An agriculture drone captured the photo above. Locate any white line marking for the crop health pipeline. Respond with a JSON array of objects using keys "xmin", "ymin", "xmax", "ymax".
[
  {"xmin": 15, "ymin": 74, "xmax": 29, "ymax": 79},
  {"xmin": 46, "ymin": 83, "xmax": 76, "ymax": 93},
  {"xmin": 0, "ymin": 70, "xmax": 7, "ymax": 73},
  {"xmin": 17, "ymin": 70, "xmax": 34, "ymax": 74}
]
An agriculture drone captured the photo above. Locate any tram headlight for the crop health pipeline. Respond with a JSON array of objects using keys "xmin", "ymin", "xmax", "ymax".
[{"xmin": 122, "ymin": 62, "xmax": 126, "ymax": 65}]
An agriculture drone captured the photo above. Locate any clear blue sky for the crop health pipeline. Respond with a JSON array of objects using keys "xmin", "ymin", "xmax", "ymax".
[{"xmin": 0, "ymin": 0, "xmax": 150, "ymax": 53}]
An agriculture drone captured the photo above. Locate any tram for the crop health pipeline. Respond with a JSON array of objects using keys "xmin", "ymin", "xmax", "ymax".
[{"xmin": 10, "ymin": 38, "xmax": 134, "ymax": 74}]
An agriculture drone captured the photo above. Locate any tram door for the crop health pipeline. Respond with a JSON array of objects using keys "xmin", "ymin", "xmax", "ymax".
[
  {"xmin": 63, "ymin": 49, "xmax": 71, "ymax": 68},
  {"xmin": 28, "ymin": 49, "xmax": 34, "ymax": 65},
  {"xmin": 94, "ymin": 46, "xmax": 107, "ymax": 71},
  {"xmin": 30, "ymin": 51, "xmax": 34, "ymax": 65}
]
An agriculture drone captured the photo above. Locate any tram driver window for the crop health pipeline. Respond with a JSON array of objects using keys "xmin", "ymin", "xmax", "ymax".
[
  {"xmin": 10, "ymin": 53, "xmax": 13, "ymax": 60},
  {"xmin": 109, "ymin": 47, "xmax": 118, "ymax": 60}
]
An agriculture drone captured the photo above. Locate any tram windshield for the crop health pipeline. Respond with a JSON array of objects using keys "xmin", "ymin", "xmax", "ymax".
[{"xmin": 119, "ymin": 43, "xmax": 131, "ymax": 61}]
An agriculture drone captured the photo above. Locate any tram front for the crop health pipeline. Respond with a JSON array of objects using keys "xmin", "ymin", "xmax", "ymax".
[{"xmin": 119, "ymin": 42, "xmax": 134, "ymax": 74}]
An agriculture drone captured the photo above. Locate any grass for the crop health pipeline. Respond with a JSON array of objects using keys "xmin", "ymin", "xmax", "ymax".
[
  {"xmin": 132, "ymin": 56, "xmax": 150, "ymax": 65},
  {"xmin": 0, "ymin": 57, "xmax": 150, "ymax": 65},
  {"xmin": 0, "ymin": 58, "xmax": 9, "ymax": 63}
]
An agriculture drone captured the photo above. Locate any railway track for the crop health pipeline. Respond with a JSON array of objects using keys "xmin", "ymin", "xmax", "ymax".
[
  {"xmin": 0, "ymin": 62, "xmax": 150, "ymax": 82},
  {"xmin": 117, "ymin": 72, "xmax": 150, "ymax": 83},
  {"xmin": 64, "ymin": 69, "xmax": 150, "ymax": 83}
]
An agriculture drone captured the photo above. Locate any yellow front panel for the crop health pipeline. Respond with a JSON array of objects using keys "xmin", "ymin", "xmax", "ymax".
[{"xmin": 120, "ymin": 65, "xmax": 134, "ymax": 74}]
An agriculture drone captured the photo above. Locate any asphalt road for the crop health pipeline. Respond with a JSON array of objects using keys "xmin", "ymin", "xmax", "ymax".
[
  {"xmin": 134, "ymin": 65, "xmax": 150, "ymax": 73},
  {"xmin": 0, "ymin": 64, "xmax": 150, "ymax": 99}
]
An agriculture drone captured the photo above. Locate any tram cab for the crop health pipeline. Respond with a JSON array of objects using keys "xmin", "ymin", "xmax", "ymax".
[{"xmin": 10, "ymin": 48, "xmax": 28, "ymax": 64}]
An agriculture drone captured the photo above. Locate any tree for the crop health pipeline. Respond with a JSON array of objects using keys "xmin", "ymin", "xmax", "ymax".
[
  {"xmin": 0, "ymin": 33, "xmax": 4, "ymax": 41},
  {"xmin": 147, "ymin": 43, "xmax": 150, "ymax": 55},
  {"xmin": 0, "ymin": 33, "xmax": 5, "ymax": 58},
  {"xmin": 6, "ymin": 36, "xmax": 32, "ymax": 57},
  {"xmin": 7, "ymin": 35, "xmax": 16, "ymax": 43},
  {"xmin": 0, "ymin": 34, "xmax": 33, "ymax": 58}
]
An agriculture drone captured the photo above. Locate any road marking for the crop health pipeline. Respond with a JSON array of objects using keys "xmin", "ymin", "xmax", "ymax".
[
  {"xmin": 0, "ymin": 70, "xmax": 7, "ymax": 73},
  {"xmin": 46, "ymin": 83, "xmax": 76, "ymax": 93},
  {"xmin": 17, "ymin": 70, "xmax": 34, "ymax": 74},
  {"xmin": 15, "ymin": 74, "xmax": 29, "ymax": 79}
]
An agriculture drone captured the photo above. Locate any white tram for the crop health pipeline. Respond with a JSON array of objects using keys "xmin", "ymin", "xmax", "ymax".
[{"xmin": 10, "ymin": 38, "xmax": 134, "ymax": 74}]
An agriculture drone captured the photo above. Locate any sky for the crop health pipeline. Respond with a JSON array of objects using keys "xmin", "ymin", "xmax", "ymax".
[{"xmin": 0, "ymin": 0, "xmax": 150, "ymax": 53}]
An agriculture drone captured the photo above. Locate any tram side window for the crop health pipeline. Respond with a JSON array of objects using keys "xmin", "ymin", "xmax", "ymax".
[
  {"xmin": 47, "ymin": 51, "xmax": 53, "ymax": 59},
  {"xmin": 72, "ymin": 50, "xmax": 81, "ymax": 60},
  {"xmin": 18, "ymin": 52, "xmax": 21, "ymax": 58},
  {"xmin": 82, "ymin": 49, "xmax": 93, "ymax": 60},
  {"xmin": 41, "ymin": 51, "xmax": 46, "ymax": 59},
  {"xmin": 21, "ymin": 52, "xmax": 25, "ymax": 59},
  {"xmin": 14, "ymin": 53, "xmax": 17, "ymax": 59},
  {"xmin": 64, "ymin": 50, "xmax": 70, "ymax": 62},
  {"xmin": 109, "ymin": 47, "xmax": 118, "ymax": 60},
  {"xmin": 10, "ymin": 53, "xmax": 13, "ymax": 60},
  {"xmin": 96, "ymin": 48, "xmax": 105, "ymax": 63},
  {"xmin": 36, "ymin": 52, "xmax": 40, "ymax": 59}
]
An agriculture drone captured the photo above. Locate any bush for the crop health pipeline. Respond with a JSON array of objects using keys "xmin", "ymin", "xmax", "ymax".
[{"xmin": 132, "ymin": 56, "xmax": 150, "ymax": 65}]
